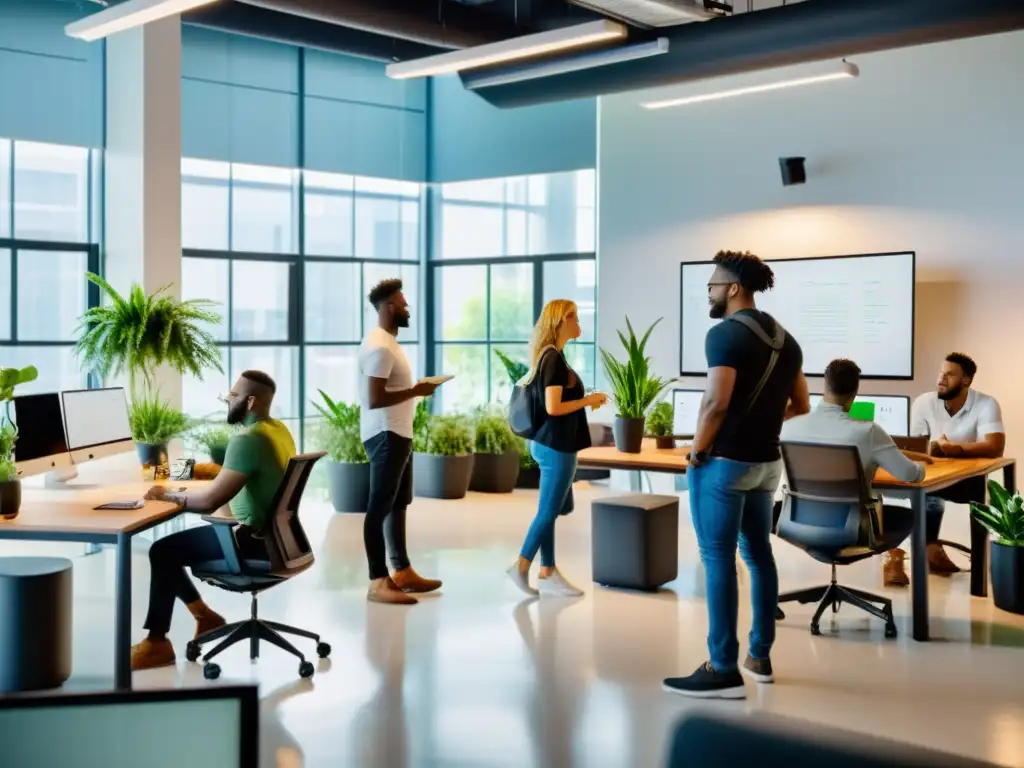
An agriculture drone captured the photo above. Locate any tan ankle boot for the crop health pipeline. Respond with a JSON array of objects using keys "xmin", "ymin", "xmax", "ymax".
[
  {"xmin": 368, "ymin": 577, "xmax": 418, "ymax": 605},
  {"xmin": 187, "ymin": 600, "xmax": 226, "ymax": 639},
  {"xmin": 927, "ymin": 543, "xmax": 961, "ymax": 574},
  {"xmin": 883, "ymin": 548, "xmax": 909, "ymax": 587},
  {"xmin": 392, "ymin": 566, "xmax": 442, "ymax": 594}
]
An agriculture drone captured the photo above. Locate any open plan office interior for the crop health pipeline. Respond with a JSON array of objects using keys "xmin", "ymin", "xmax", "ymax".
[{"xmin": 2, "ymin": 0, "xmax": 1024, "ymax": 766}]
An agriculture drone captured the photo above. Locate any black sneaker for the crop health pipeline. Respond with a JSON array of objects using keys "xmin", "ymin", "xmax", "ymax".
[
  {"xmin": 662, "ymin": 662, "xmax": 746, "ymax": 700},
  {"xmin": 741, "ymin": 654, "xmax": 774, "ymax": 684}
]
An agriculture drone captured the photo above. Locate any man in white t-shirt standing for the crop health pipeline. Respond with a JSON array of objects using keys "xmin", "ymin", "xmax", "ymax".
[
  {"xmin": 358, "ymin": 279, "xmax": 440, "ymax": 605},
  {"xmin": 885, "ymin": 352, "xmax": 1006, "ymax": 585}
]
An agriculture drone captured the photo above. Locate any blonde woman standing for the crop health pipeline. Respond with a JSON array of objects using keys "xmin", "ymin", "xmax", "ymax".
[{"xmin": 507, "ymin": 299, "xmax": 607, "ymax": 597}]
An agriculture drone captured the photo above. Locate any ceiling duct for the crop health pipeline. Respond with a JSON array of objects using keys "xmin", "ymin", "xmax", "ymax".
[
  {"xmin": 469, "ymin": 0, "xmax": 1024, "ymax": 108},
  {"xmin": 566, "ymin": 0, "xmax": 726, "ymax": 28}
]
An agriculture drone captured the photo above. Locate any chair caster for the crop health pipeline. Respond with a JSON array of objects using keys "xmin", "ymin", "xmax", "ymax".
[
  {"xmin": 775, "ymin": 607, "xmax": 785, "ymax": 621},
  {"xmin": 317, "ymin": 642, "xmax": 331, "ymax": 659},
  {"xmin": 810, "ymin": 624, "xmax": 821, "ymax": 636},
  {"xmin": 885, "ymin": 623, "xmax": 898, "ymax": 639},
  {"xmin": 185, "ymin": 641, "xmax": 201, "ymax": 663},
  {"xmin": 203, "ymin": 662, "xmax": 221, "ymax": 680},
  {"xmin": 299, "ymin": 661, "xmax": 315, "ymax": 678}
]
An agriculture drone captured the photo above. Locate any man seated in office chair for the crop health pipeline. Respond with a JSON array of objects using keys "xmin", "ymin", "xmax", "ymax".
[
  {"xmin": 131, "ymin": 370, "xmax": 296, "ymax": 671},
  {"xmin": 780, "ymin": 359, "xmax": 933, "ymax": 586},
  {"xmin": 904, "ymin": 352, "xmax": 1006, "ymax": 582}
]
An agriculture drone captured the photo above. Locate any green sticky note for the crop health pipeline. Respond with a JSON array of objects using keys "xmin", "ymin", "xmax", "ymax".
[{"xmin": 849, "ymin": 401, "xmax": 876, "ymax": 422}]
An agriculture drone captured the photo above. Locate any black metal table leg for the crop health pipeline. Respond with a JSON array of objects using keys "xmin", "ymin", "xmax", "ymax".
[
  {"xmin": 970, "ymin": 515, "xmax": 989, "ymax": 598},
  {"xmin": 115, "ymin": 532, "xmax": 132, "ymax": 689},
  {"xmin": 911, "ymin": 488, "xmax": 929, "ymax": 641},
  {"xmin": 1004, "ymin": 463, "xmax": 1016, "ymax": 494}
]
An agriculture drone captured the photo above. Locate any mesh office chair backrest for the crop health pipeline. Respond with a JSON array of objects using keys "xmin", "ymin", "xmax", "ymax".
[
  {"xmin": 777, "ymin": 441, "xmax": 879, "ymax": 552},
  {"xmin": 263, "ymin": 451, "xmax": 326, "ymax": 575}
]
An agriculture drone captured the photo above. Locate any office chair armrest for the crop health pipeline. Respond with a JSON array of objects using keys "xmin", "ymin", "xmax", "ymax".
[
  {"xmin": 201, "ymin": 515, "xmax": 239, "ymax": 527},
  {"xmin": 201, "ymin": 516, "xmax": 242, "ymax": 573}
]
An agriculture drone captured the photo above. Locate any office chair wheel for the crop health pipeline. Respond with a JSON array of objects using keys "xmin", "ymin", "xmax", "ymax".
[
  {"xmin": 316, "ymin": 642, "xmax": 331, "ymax": 659},
  {"xmin": 185, "ymin": 641, "xmax": 201, "ymax": 663},
  {"xmin": 810, "ymin": 623, "xmax": 821, "ymax": 636},
  {"xmin": 298, "ymin": 661, "xmax": 315, "ymax": 679},
  {"xmin": 203, "ymin": 662, "xmax": 221, "ymax": 680},
  {"xmin": 885, "ymin": 623, "xmax": 898, "ymax": 639}
]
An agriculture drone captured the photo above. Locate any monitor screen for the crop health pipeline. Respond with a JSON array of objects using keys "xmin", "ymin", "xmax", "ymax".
[
  {"xmin": 13, "ymin": 393, "xmax": 69, "ymax": 462},
  {"xmin": 680, "ymin": 252, "xmax": 915, "ymax": 378},
  {"xmin": 808, "ymin": 394, "xmax": 910, "ymax": 437},
  {"xmin": 672, "ymin": 389, "xmax": 704, "ymax": 437},
  {"xmin": 62, "ymin": 388, "xmax": 132, "ymax": 451}
]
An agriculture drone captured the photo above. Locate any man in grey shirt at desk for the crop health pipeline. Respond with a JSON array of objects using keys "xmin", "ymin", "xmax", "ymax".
[{"xmin": 781, "ymin": 359, "xmax": 933, "ymax": 586}]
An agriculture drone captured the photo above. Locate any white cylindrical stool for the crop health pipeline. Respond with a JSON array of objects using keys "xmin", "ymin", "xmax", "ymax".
[{"xmin": 0, "ymin": 557, "xmax": 73, "ymax": 692}]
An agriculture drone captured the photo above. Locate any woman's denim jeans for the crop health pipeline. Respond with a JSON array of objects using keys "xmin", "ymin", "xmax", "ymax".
[{"xmin": 520, "ymin": 441, "xmax": 577, "ymax": 567}]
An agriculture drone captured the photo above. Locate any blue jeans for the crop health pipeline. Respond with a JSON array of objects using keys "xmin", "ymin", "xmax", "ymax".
[
  {"xmin": 926, "ymin": 496, "xmax": 945, "ymax": 543},
  {"xmin": 520, "ymin": 442, "xmax": 577, "ymax": 568},
  {"xmin": 690, "ymin": 457, "xmax": 782, "ymax": 672}
]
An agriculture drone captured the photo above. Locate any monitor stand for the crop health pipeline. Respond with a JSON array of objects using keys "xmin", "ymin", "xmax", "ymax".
[{"xmin": 44, "ymin": 466, "xmax": 82, "ymax": 489}]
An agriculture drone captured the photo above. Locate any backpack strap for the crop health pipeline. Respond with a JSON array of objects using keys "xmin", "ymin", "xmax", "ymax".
[{"xmin": 727, "ymin": 313, "xmax": 786, "ymax": 415}]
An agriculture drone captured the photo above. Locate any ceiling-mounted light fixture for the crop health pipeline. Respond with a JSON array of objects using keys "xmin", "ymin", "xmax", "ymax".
[
  {"xmin": 386, "ymin": 19, "xmax": 628, "ymax": 80},
  {"xmin": 464, "ymin": 38, "xmax": 669, "ymax": 89},
  {"xmin": 66, "ymin": 0, "xmax": 218, "ymax": 41},
  {"xmin": 642, "ymin": 60, "xmax": 859, "ymax": 109}
]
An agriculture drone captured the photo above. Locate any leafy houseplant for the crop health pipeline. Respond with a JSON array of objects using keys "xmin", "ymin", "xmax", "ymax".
[
  {"xmin": 414, "ymin": 412, "xmax": 475, "ymax": 500},
  {"xmin": 0, "ymin": 366, "xmax": 38, "ymax": 520},
  {"xmin": 313, "ymin": 390, "xmax": 370, "ymax": 513},
  {"xmin": 129, "ymin": 393, "xmax": 192, "ymax": 467},
  {"xmin": 647, "ymin": 401, "xmax": 675, "ymax": 449},
  {"xmin": 469, "ymin": 406, "xmax": 520, "ymax": 494},
  {"xmin": 188, "ymin": 421, "xmax": 239, "ymax": 466},
  {"xmin": 600, "ymin": 317, "xmax": 670, "ymax": 453},
  {"xmin": 971, "ymin": 480, "xmax": 1024, "ymax": 614}
]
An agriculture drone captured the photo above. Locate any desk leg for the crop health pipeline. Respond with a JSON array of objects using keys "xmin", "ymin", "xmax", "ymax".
[
  {"xmin": 970, "ymin": 515, "xmax": 989, "ymax": 599},
  {"xmin": 115, "ymin": 533, "xmax": 132, "ymax": 690},
  {"xmin": 1004, "ymin": 463, "xmax": 1017, "ymax": 494},
  {"xmin": 911, "ymin": 488, "xmax": 929, "ymax": 641}
]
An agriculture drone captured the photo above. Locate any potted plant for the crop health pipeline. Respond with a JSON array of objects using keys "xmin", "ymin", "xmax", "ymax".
[
  {"xmin": 495, "ymin": 349, "xmax": 540, "ymax": 488},
  {"xmin": 971, "ymin": 480, "xmax": 1024, "ymax": 615},
  {"xmin": 600, "ymin": 317, "xmax": 670, "ymax": 453},
  {"xmin": 313, "ymin": 390, "xmax": 370, "ymax": 513},
  {"xmin": 470, "ymin": 405, "xmax": 520, "ymax": 494},
  {"xmin": 0, "ymin": 366, "xmax": 38, "ymax": 520},
  {"xmin": 647, "ymin": 401, "xmax": 675, "ymax": 449},
  {"xmin": 188, "ymin": 421, "xmax": 237, "ymax": 466},
  {"xmin": 414, "ymin": 412, "xmax": 475, "ymax": 500},
  {"xmin": 129, "ymin": 393, "xmax": 192, "ymax": 468}
]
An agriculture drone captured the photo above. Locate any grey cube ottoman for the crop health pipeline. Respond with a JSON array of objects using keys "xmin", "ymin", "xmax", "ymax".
[{"xmin": 592, "ymin": 494, "xmax": 679, "ymax": 590}]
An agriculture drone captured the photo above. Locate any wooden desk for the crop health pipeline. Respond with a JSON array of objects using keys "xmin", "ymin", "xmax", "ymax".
[
  {"xmin": 0, "ymin": 481, "xmax": 192, "ymax": 690},
  {"xmin": 578, "ymin": 444, "xmax": 1017, "ymax": 642}
]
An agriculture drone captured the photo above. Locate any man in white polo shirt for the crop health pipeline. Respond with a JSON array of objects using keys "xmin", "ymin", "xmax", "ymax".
[{"xmin": 895, "ymin": 352, "xmax": 1006, "ymax": 584}]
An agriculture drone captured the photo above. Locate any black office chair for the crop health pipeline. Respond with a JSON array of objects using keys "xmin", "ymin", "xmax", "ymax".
[
  {"xmin": 186, "ymin": 451, "xmax": 331, "ymax": 680},
  {"xmin": 775, "ymin": 441, "xmax": 914, "ymax": 639}
]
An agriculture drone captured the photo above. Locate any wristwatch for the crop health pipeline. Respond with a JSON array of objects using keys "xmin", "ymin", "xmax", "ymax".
[{"xmin": 691, "ymin": 450, "xmax": 708, "ymax": 463}]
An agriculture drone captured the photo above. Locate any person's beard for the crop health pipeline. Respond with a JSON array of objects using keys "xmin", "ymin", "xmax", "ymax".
[
  {"xmin": 709, "ymin": 295, "xmax": 728, "ymax": 320},
  {"xmin": 938, "ymin": 383, "xmax": 963, "ymax": 401},
  {"xmin": 394, "ymin": 309, "xmax": 411, "ymax": 328},
  {"xmin": 226, "ymin": 399, "xmax": 248, "ymax": 425}
]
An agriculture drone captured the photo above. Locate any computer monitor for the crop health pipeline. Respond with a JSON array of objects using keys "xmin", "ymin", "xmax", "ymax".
[
  {"xmin": 12, "ymin": 392, "xmax": 73, "ymax": 477},
  {"xmin": 672, "ymin": 389, "xmax": 704, "ymax": 437},
  {"xmin": 808, "ymin": 394, "xmax": 910, "ymax": 437},
  {"xmin": 0, "ymin": 685, "xmax": 257, "ymax": 768},
  {"xmin": 61, "ymin": 387, "xmax": 134, "ymax": 464}
]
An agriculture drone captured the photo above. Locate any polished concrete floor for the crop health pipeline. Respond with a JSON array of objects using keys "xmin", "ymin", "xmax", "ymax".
[{"xmin": 5, "ymin": 478, "xmax": 1024, "ymax": 767}]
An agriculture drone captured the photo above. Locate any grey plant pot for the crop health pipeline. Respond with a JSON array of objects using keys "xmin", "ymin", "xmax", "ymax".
[
  {"xmin": 327, "ymin": 460, "xmax": 371, "ymax": 513},
  {"xmin": 0, "ymin": 479, "xmax": 22, "ymax": 521},
  {"xmin": 991, "ymin": 542, "xmax": 1024, "ymax": 615},
  {"xmin": 414, "ymin": 452, "xmax": 475, "ymax": 500},
  {"xmin": 470, "ymin": 450, "xmax": 520, "ymax": 494},
  {"xmin": 136, "ymin": 442, "xmax": 168, "ymax": 467},
  {"xmin": 613, "ymin": 417, "xmax": 646, "ymax": 454}
]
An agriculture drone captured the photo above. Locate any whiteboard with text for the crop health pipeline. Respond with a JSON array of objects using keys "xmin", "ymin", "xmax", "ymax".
[{"xmin": 680, "ymin": 252, "xmax": 915, "ymax": 379}]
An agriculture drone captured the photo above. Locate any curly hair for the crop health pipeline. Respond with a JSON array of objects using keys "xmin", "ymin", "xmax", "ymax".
[
  {"xmin": 713, "ymin": 250, "xmax": 775, "ymax": 293},
  {"xmin": 824, "ymin": 358, "xmax": 861, "ymax": 398},
  {"xmin": 946, "ymin": 352, "xmax": 977, "ymax": 379},
  {"xmin": 368, "ymin": 278, "xmax": 403, "ymax": 310}
]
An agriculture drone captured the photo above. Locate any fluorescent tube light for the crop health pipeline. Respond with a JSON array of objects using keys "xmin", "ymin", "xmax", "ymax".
[
  {"xmin": 642, "ymin": 60, "xmax": 859, "ymax": 109},
  {"xmin": 66, "ymin": 0, "xmax": 217, "ymax": 42},
  {"xmin": 386, "ymin": 19, "xmax": 628, "ymax": 80},
  {"xmin": 464, "ymin": 38, "xmax": 669, "ymax": 89}
]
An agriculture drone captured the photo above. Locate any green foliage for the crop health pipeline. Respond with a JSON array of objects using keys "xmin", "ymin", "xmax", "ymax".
[
  {"xmin": 187, "ymin": 421, "xmax": 239, "ymax": 455},
  {"xmin": 128, "ymin": 393, "xmax": 192, "ymax": 445},
  {"xmin": 494, "ymin": 348, "xmax": 529, "ymax": 386},
  {"xmin": 599, "ymin": 316, "xmax": 670, "ymax": 420},
  {"xmin": 0, "ymin": 366, "xmax": 36, "ymax": 477},
  {"xmin": 75, "ymin": 272, "xmax": 223, "ymax": 396},
  {"xmin": 417, "ymin": 414, "xmax": 473, "ymax": 457},
  {"xmin": 0, "ymin": 366, "xmax": 38, "ymax": 402},
  {"xmin": 515, "ymin": 435, "xmax": 537, "ymax": 470},
  {"xmin": 473, "ymin": 405, "xmax": 517, "ymax": 455},
  {"xmin": 646, "ymin": 401, "xmax": 674, "ymax": 437},
  {"xmin": 412, "ymin": 396, "xmax": 432, "ymax": 451},
  {"xmin": 0, "ymin": 421, "xmax": 17, "ymax": 481},
  {"xmin": 311, "ymin": 390, "xmax": 367, "ymax": 464},
  {"xmin": 0, "ymin": 457, "xmax": 15, "ymax": 484},
  {"xmin": 971, "ymin": 480, "xmax": 1024, "ymax": 547}
]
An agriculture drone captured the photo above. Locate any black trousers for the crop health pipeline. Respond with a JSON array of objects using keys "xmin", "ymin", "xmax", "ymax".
[
  {"xmin": 143, "ymin": 525, "xmax": 267, "ymax": 635},
  {"xmin": 363, "ymin": 431, "xmax": 413, "ymax": 580}
]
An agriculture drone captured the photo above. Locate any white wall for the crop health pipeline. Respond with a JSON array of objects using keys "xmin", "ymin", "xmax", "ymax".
[{"xmin": 597, "ymin": 30, "xmax": 1024, "ymax": 458}]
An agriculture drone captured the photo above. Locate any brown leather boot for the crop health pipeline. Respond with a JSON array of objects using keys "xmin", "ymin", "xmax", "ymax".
[
  {"xmin": 368, "ymin": 577, "xmax": 418, "ymax": 605},
  {"xmin": 883, "ymin": 548, "xmax": 910, "ymax": 587},
  {"xmin": 392, "ymin": 566, "xmax": 442, "ymax": 594},
  {"xmin": 927, "ymin": 543, "xmax": 961, "ymax": 574},
  {"xmin": 131, "ymin": 637, "xmax": 176, "ymax": 671},
  {"xmin": 187, "ymin": 600, "xmax": 226, "ymax": 639}
]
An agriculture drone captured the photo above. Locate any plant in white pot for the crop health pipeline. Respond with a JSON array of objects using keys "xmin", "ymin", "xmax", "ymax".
[
  {"xmin": 0, "ymin": 365, "xmax": 38, "ymax": 520},
  {"xmin": 414, "ymin": 409, "xmax": 475, "ymax": 500},
  {"xmin": 469, "ymin": 405, "xmax": 519, "ymax": 494},
  {"xmin": 313, "ymin": 390, "xmax": 370, "ymax": 513},
  {"xmin": 599, "ymin": 317, "xmax": 669, "ymax": 454},
  {"xmin": 971, "ymin": 479, "xmax": 1024, "ymax": 615}
]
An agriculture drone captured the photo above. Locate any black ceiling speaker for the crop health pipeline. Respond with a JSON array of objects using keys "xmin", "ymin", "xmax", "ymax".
[{"xmin": 779, "ymin": 157, "xmax": 806, "ymax": 186}]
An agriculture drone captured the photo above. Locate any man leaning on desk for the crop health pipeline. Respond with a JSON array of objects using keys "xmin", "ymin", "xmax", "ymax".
[{"xmin": 131, "ymin": 370, "xmax": 296, "ymax": 672}]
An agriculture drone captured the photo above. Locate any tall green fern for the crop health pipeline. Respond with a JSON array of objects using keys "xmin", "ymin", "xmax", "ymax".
[{"xmin": 599, "ymin": 316, "xmax": 669, "ymax": 420}]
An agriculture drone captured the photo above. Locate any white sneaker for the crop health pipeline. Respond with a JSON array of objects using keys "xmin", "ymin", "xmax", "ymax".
[
  {"xmin": 507, "ymin": 563, "xmax": 539, "ymax": 597},
  {"xmin": 539, "ymin": 569, "xmax": 584, "ymax": 598}
]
